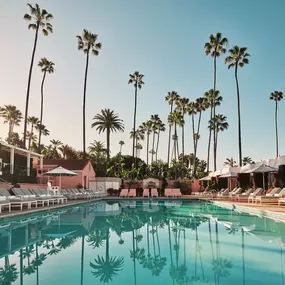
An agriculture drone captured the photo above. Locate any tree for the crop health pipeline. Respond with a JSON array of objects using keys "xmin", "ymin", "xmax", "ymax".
[
  {"xmin": 26, "ymin": 131, "xmax": 38, "ymax": 150},
  {"xmin": 23, "ymin": 3, "xmax": 53, "ymax": 148},
  {"xmin": 140, "ymin": 120, "xmax": 152, "ymax": 165},
  {"xmin": 165, "ymin": 91, "xmax": 180, "ymax": 166},
  {"xmin": 35, "ymin": 123, "xmax": 50, "ymax": 151},
  {"xmin": 204, "ymin": 89, "xmax": 223, "ymax": 171},
  {"xmin": 205, "ymin": 32, "xmax": 228, "ymax": 171},
  {"xmin": 0, "ymin": 105, "xmax": 23, "ymax": 144},
  {"xmin": 269, "ymin": 91, "xmax": 283, "ymax": 157},
  {"xmin": 59, "ymin": 144, "xmax": 78, "ymax": 159},
  {"xmin": 38, "ymin": 58, "xmax": 55, "ymax": 152},
  {"xmin": 77, "ymin": 29, "xmax": 102, "ymax": 158},
  {"xmin": 91, "ymin": 109, "xmax": 124, "ymax": 160},
  {"xmin": 6, "ymin": 132, "xmax": 23, "ymax": 147},
  {"xmin": 242, "ymin": 156, "xmax": 254, "ymax": 165},
  {"xmin": 27, "ymin": 116, "xmax": 39, "ymax": 150},
  {"xmin": 88, "ymin": 141, "xmax": 107, "ymax": 157},
  {"xmin": 175, "ymin": 97, "xmax": 189, "ymax": 160},
  {"xmin": 150, "ymin": 114, "xmax": 160, "ymax": 163},
  {"xmin": 188, "ymin": 101, "xmax": 197, "ymax": 174},
  {"xmin": 119, "ymin": 141, "xmax": 125, "ymax": 154},
  {"xmin": 225, "ymin": 46, "xmax": 250, "ymax": 166},
  {"xmin": 155, "ymin": 120, "xmax": 166, "ymax": 162},
  {"xmin": 224, "ymin": 157, "xmax": 236, "ymax": 167},
  {"xmin": 168, "ymin": 111, "xmax": 184, "ymax": 161},
  {"xmin": 128, "ymin": 71, "xmax": 145, "ymax": 161},
  {"xmin": 209, "ymin": 114, "xmax": 229, "ymax": 166}
]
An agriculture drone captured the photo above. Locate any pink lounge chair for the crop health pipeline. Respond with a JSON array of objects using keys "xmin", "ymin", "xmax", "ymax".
[
  {"xmin": 173, "ymin": 188, "xmax": 182, "ymax": 198},
  {"xmin": 119, "ymin": 189, "xmax": 128, "ymax": 197},
  {"xmin": 143, "ymin": 189, "xmax": 149, "ymax": 197},
  {"xmin": 151, "ymin": 188, "xmax": 158, "ymax": 198},
  {"xmin": 165, "ymin": 188, "xmax": 174, "ymax": 198},
  {"xmin": 128, "ymin": 189, "xmax": 136, "ymax": 198}
]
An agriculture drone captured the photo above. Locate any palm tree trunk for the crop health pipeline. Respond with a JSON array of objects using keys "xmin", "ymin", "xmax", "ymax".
[
  {"xmin": 146, "ymin": 133, "xmax": 150, "ymax": 164},
  {"xmin": 235, "ymin": 63, "xmax": 242, "ymax": 166},
  {"xmin": 38, "ymin": 70, "xmax": 47, "ymax": 153},
  {"xmin": 29, "ymin": 123, "xmax": 34, "ymax": 150},
  {"xmin": 106, "ymin": 128, "xmax": 110, "ymax": 160},
  {"xmin": 120, "ymin": 144, "xmax": 122, "ymax": 153},
  {"xmin": 20, "ymin": 248, "xmax": 23, "ymax": 285},
  {"xmin": 8, "ymin": 122, "xmax": 13, "ymax": 144},
  {"xmin": 213, "ymin": 55, "xmax": 217, "ymax": 171},
  {"xmin": 193, "ymin": 111, "xmax": 202, "ymax": 176},
  {"xmin": 132, "ymin": 84, "xmax": 138, "ymax": 161},
  {"xmin": 23, "ymin": 25, "xmax": 39, "ymax": 148},
  {"xmin": 182, "ymin": 118, "xmax": 185, "ymax": 160},
  {"xmin": 80, "ymin": 236, "xmax": 85, "ymax": 285},
  {"xmin": 174, "ymin": 123, "xmax": 177, "ymax": 160},
  {"xmin": 275, "ymin": 100, "xmax": 279, "ymax": 157},
  {"xmin": 207, "ymin": 106, "xmax": 213, "ymax": 172},
  {"xmin": 82, "ymin": 51, "xmax": 90, "ymax": 159},
  {"xmin": 192, "ymin": 113, "xmax": 196, "ymax": 177},
  {"xmin": 155, "ymin": 130, "xmax": 160, "ymax": 162},
  {"xmin": 36, "ymin": 243, "xmax": 39, "ymax": 285},
  {"xmin": 151, "ymin": 131, "xmax": 155, "ymax": 163},
  {"xmin": 167, "ymin": 104, "xmax": 173, "ymax": 166},
  {"xmin": 215, "ymin": 130, "xmax": 219, "ymax": 165}
]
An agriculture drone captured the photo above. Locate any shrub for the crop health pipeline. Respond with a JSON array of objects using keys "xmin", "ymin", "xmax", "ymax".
[
  {"xmin": 76, "ymin": 183, "xmax": 83, "ymax": 189},
  {"xmin": 173, "ymin": 181, "xmax": 190, "ymax": 195}
]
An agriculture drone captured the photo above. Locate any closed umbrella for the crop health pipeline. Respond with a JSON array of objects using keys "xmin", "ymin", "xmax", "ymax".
[
  {"xmin": 199, "ymin": 176, "xmax": 212, "ymax": 181},
  {"xmin": 246, "ymin": 164, "xmax": 278, "ymax": 190},
  {"xmin": 43, "ymin": 166, "xmax": 77, "ymax": 189}
]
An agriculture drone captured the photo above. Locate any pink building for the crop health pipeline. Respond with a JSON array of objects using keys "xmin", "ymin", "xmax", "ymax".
[{"xmin": 37, "ymin": 159, "xmax": 96, "ymax": 189}]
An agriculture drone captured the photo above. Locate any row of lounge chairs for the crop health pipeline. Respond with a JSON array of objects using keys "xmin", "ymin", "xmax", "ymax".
[{"xmin": 119, "ymin": 188, "xmax": 182, "ymax": 198}]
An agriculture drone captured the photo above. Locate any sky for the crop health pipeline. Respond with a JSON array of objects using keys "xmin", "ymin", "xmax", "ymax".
[{"xmin": 0, "ymin": 0, "xmax": 285, "ymax": 170}]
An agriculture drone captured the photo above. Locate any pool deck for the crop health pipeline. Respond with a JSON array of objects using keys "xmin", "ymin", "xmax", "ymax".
[{"xmin": 2, "ymin": 195, "xmax": 285, "ymax": 221}]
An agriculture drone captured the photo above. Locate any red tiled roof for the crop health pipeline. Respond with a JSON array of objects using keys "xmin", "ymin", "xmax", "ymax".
[{"xmin": 42, "ymin": 159, "xmax": 90, "ymax": 171}]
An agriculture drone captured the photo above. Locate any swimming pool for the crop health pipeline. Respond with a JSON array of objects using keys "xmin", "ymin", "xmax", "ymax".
[{"xmin": 0, "ymin": 200, "xmax": 284, "ymax": 285}]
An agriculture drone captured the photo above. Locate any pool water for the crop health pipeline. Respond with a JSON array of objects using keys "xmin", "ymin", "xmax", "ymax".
[{"xmin": 1, "ymin": 200, "xmax": 285, "ymax": 285}]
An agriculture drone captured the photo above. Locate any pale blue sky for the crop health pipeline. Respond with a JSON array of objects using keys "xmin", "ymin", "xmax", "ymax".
[{"xmin": 0, "ymin": 0, "xmax": 284, "ymax": 169}]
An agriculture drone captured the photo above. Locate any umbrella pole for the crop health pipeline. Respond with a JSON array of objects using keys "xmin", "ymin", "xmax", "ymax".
[{"xmin": 263, "ymin": 172, "xmax": 265, "ymax": 190}]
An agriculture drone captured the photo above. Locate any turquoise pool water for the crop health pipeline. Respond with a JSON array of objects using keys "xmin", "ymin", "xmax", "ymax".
[{"xmin": 0, "ymin": 200, "xmax": 285, "ymax": 285}]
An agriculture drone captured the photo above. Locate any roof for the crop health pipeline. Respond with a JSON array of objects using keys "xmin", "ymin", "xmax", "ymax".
[{"xmin": 42, "ymin": 159, "xmax": 90, "ymax": 171}]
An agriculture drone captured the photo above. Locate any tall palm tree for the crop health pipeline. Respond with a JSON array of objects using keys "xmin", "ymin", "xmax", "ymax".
[
  {"xmin": 25, "ymin": 131, "xmax": 38, "ymax": 150},
  {"xmin": 119, "ymin": 140, "xmax": 125, "ymax": 154},
  {"xmin": 269, "ymin": 91, "xmax": 284, "ymax": 157},
  {"xmin": 35, "ymin": 123, "xmax": 50, "ymax": 150},
  {"xmin": 91, "ymin": 109, "xmax": 124, "ymax": 160},
  {"xmin": 204, "ymin": 89, "xmax": 223, "ymax": 171},
  {"xmin": 27, "ymin": 116, "xmax": 39, "ymax": 150},
  {"xmin": 224, "ymin": 157, "xmax": 236, "ymax": 167},
  {"xmin": 165, "ymin": 91, "xmax": 180, "ymax": 166},
  {"xmin": 193, "ymin": 97, "xmax": 209, "ymax": 176},
  {"xmin": 77, "ymin": 29, "xmax": 102, "ymax": 158},
  {"xmin": 128, "ymin": 71, "xmax": 145, "ymax": 161},
  {"xmin": 140, "ymin": 120, "xmax": 152, "ymax": 164},
  {"xmin": 225, "ymin": 46, "xmax": 250, "ymax": 166},
  {"xmin": 209, "ymin": 114, "xmax": 229, "ymax": 165},
  {"xmin": 23, "ymin": 3, "xmax": 53, "ymax": 148},
  {"xmin": 38, "ymin": 58, "xmax": 55, "ymax": 152},
  {"xmin": 168, "ymin": 111, "xmax": 184, "ymax": 161},
  {"xmin": 188, "ymin": 101, "xmax": 197, "ymax": 175},
  {"xmin": 205, "ymin": 32, "xmax": 228, "ymax": 169},
  {"xmin": 0, "ymin": 105, "xmax": 23, "ymax": 144},
  {"xmin": 150, "ymin": 114, "xmax": 160, "ymax": 163},
  {"xmin": 175, "ymin": 97, "xmax": 189, "ymax": 160},
  {"xmin": 242, "ymin": 156, "xmax": 254, "ymax": 165},
  {"xmin": 155, "ymin": 120, "xmax": 166, "ymax": 162}
]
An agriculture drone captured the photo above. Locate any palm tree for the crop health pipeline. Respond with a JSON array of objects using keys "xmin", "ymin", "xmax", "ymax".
[
  {"xmin": 224, "ymin": 157, "xmax": 236, "ymax": 167},
  {"xmin": 150, "ymin": 114, "xmax": 160, "ymax": 163},
  {"xmin": 23, "ymin": 3, "xmax": 53, "ymax": 148},
  {"xmin": 91, "ymin": 109, "xmax": 124, "ymax": 160},
  {"xmin": 155, "ymin": 120, "xmax": 166, "ymax": 162},
  {"xmin": 135, "ymin": 143, "xmax": 143, "ymax": 158},
  {"xmin": 35, "ymin": 123, "xmax": 50, "ymax": 150},
  {"xmin": 168, "ymin": 111, "xmax": 184, "ymax": 161},
  {"xmin": 0, "ymin": 105, "xmax": 23, "ymax": 144},
  {"xmin": 27, "ymin": 116, "xmax": 39, "ymax": 150},
  {"xmin": 26, "ymin": 131, "xmax": 38, "ymax": 150},
  {"xmin": 165, "ymin": 91, "xmax": 180, "ymax": 166},
  {"xmin": 209, "ymin": 114, "xmax": 229, "ymax": 165},
  {"xmin": 269, "ymin": 91, "xmax": 284, "ymax": 157},
  {"xmin": 225, "ymin": 46, "xmax": 250, "ymax": 166},
  {"xmin": 204, "ymin": 89, "xmax": 223, "ymax": 171},
  {"xmin": 140, "ymin": 120, "xmax": 152, "ymax": 164},
  {"xmin": 119, "ymin": 140, "xmax": 125, "ymax": 154},
  {"xmin": 0, "ymin": 257, "xmax": 18, "ymax": 284},
  {"xmin": 38, "ymin": 58, "xmax": 55, "ymax": 152},
  {"xmin": 242, "ymin": 156, "xmax": 254, "ymax": 165},
  {"xmin": 188, "ymin": 101, "xmax": 197, "ymax": 174},
  {"xmin": 175, "ymin": 97, "xmax": 189, "ymax": 160},
  {"xmin": 205, "ymin": 32, "xmax": 228, "ymax": 169},
  {"xmin": 88, "ymin": 140, "xmax": 107, "ymax": 157},
  {"xmin": 128, "ymin": 71, "xmax": 145, "ymax": 161},
  {"xmin": 77, "ymin": 29, "xmax": 102, "ymax": 158},
  {"xmin": 90, "ymin": 228, "xmax": 124, "ymax": 283}
]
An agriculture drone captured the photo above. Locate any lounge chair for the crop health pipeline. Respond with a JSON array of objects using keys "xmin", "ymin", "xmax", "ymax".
[
  {"xmin": 228, "ymin": 188, "xmax": 240, "ymax": 200},
  {"xmin": 0, "ymin": 197, "xmax": 11, "ymax": 214},
  {"xmin": 165, "ymin": 188, "xmax": 174, "ymax": 198},
  {"xmin": 128, "ymin": 189, "xmax": 136, "ymax": 198},
  {"xmin": 235, "ymin": 188, "xmax": 254, "ymax": 201},
  {"xmin": 0, "ymin": 189, "xmax": 34, "ymax": 210},
  {"xmin": 9, "ymin": 188, "xmax": 39, "ymax": 208},
  {"xmin": 255, "ymin": 188, "xmax": 285, "ymax": 204},
  {"xmin": 21, "ymin": 188, "xmax": 49, "ymax": 207},
  {"xmin": 173, "ymin": 188, "xmax": 182, "ymax": 198},
  {"xmin": 151, "ymin": 188, "xmax": 158, "ymax": 198},
  {"xmin": 119, "ymin": 189, "xmax": 128, "ymax": 197},
  {"xmin": 31, "ymin": 188, "xmax": 61, "ymax": 204},
  {"xmin": 217, "ymin": 189, "xmax": 229, "ymax": 199},
  {"xmin": 278, "ymin": 197, "xmax": 285, "ymax": 207},
  {"xmin": 248, "ymin": 188, "xmax": 275, "ymax": 203},
  {"xmin": 143, "ymin": 189, "xmax": 149, "ymax": 198}
]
